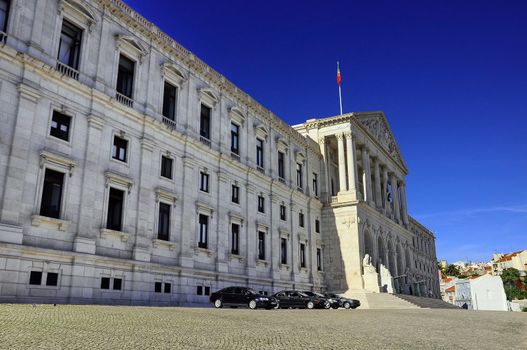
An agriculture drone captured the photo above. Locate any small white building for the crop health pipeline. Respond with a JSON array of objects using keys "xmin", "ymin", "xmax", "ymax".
[{"xmin": 455, "ymin": 275, "xmax": 508, "ymax": 311}]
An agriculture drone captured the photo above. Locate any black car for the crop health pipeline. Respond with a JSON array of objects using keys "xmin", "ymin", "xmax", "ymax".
[
  {"xmin": 210, "ymin": 287, "xmax": 277, "ymax": 309},
  {"xmin": 324, "ymin": 293, "xmax": 361, "ymax": 309},
  {"xmin": 301, "ymin": 291, "xmax": 331, "ymax": 309},
  {"xmin": 273, "ymin": 290, "xmax": 329, "ymax": 309}
]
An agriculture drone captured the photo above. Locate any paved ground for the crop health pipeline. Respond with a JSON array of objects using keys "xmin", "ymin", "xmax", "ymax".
[{"xmin": 0, "ymin": 304, "xmax": 525, "ymax": 350}]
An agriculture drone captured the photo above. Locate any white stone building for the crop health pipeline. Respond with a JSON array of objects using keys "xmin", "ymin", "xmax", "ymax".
[
  {"xmin": 454, "ymin": 275, "xmax": 508, "ymax": 311},
  {"xmin": 0, "ymin": 0, "xmax": 439, "ymax": 305}
]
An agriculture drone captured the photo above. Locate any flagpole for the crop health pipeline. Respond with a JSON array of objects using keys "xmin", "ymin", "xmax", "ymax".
[
  {"xmin": 338, "ymin": 83, "xmax": 343, "ymax": 115},
  {"xmin": 337, "ymin": 61, "xmax": 343, "ymax": 115}
]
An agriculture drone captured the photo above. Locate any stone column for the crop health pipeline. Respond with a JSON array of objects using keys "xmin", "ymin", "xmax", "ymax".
[
  {"xmin": 216, "ymin": 171, "xmax": 230, "ymax": 273},
  {"xmin": 390, "ymin": 174, "xmax": 401, "ymax": 223},
  {"xmin": 337, "ymin": 134, "xmax": 347, "ymax": 193},
  {"xmin": 345, "ymin": 133, "xmax": 359, "ymax": 199},
  {"xmin": 74, "ymin": 116, "xmax": 104, "ymax": 254},
  {"xmin": 382, "ymin": 167, "xmax": 390, "ymax": 217},
  {"xmin": 361, "ymin": 146, "xmax": 373, "ymax": 205},
  {"xmin": 318, "ymin": 137, "xmax": 330, "ymax": 201},
  {"xmin": 0, "ymin": 84, "xmax": 40, "ymax": 244},
  {"xmin": 400, "ymin": 182, "xmax": 409, "ymax": 227},
  {"xmin": 373, "ymin": 158, "xmax": 382, "ymax": 209},
  {"xmin": 132, "ymin": 137, "xmax": 156, "ymax": 262},
  {"xmin": 179, "ymin": 156, "xmax": 197, "ymax": 268}
]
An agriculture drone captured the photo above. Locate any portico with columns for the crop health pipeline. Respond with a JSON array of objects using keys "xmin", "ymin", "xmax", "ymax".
[{"xmin": 294, "ymin": 111, "xmax": 439, "ymax": 298}]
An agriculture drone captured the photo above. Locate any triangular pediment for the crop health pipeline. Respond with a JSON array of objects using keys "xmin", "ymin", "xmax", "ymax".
[{"xmin": 355, "ymin": 112, "xmax": 407, "ymax": 171}]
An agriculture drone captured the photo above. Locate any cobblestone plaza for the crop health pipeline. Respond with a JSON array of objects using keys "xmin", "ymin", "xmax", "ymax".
[{"xmin": 0, "ymin": 304, "xmax": 525, "ymax": 350}]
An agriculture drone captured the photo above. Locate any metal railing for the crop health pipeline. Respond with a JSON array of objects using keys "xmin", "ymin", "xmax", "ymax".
[
  {"xmin": 230, "ymin": 152, "xmax": 240, "ymax": 161},
  {"xmin": 55, "ymin": 61, "xmax": 79, "ymax": 80},
  {"xmin": 200, "ymin": 136, "xmax": 211, "ymax": 147},
  {"xmin": 162, "ymin": 117, "xmax": 177, "ymax": 130},
  {"xmin": 0, "ymin": 31, "xmax": 7, "ymax": 46},
  {"xmin": 116, "ymin": 92, "xmax": 134, "ymax": 108}
]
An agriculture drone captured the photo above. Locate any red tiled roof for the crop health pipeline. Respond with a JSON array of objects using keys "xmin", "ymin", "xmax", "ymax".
[
  {"xmin": 496, "ymin": 251, "xmax": 524, "ymax": 263},
  {"xmin": 442, "ymin": 277, "xmax": 452, "ymax": 283},
  {"xmin": 445, "ymin": 285, "xmax": 456, "ymax": 293}
]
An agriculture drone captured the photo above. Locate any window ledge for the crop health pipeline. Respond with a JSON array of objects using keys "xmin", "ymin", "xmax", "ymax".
[
  {"xmin": 300, "ymin": 267, "xmax": 309, "ymax": 273},
  {"xmin": 280, "ymin": 263, "xmax": 290, "ymax": 271},
  {"xmin": 257, "ymin": 259, "xmax": 269, "ymax": 267},
  {"xmin": 31, "ymin": 215, "xmax": 70, "ymax": 232},
  {"xmin": 194, "ymin": 247, "xmax": 215, "ymax": 257},
  {"xmin": 152, "ymin": 239, "xmax": 177, "ymax": 251},
  {"xmin": 100, "ymin": 228, "xmax": 129, "ymax": 242},
  {"xmin": 229, "ymin": 254, "xmax": 244, "ymax": 262}
]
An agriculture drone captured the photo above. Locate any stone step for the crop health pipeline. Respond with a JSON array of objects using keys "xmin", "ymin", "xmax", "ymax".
[
  {"xmin": 393, "ymin": 294, "xmax": 461, "ymax": 309},
  {"xmin": 347, "ymin": 292, "xmax": 421, "ymax": 309}
]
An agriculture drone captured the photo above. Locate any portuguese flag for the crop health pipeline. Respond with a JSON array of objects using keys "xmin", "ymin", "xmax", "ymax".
[{"xmin": 337, "ymin": 61, "xmax": 342, "ymax": 85}]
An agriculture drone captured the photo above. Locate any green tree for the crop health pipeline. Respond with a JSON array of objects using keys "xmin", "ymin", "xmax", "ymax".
[
  {"xmin": 501, "ymin": 268, "xmax": 525, "ymax": 301},
  {"xmin": 444, "ymin": 264, "xmax": 461, "ymax": 277}
]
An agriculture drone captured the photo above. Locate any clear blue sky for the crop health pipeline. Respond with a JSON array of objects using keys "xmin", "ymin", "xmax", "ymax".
[{"xmin": 124, "ymin": 0, "xmax": 527, "ymax": 263}]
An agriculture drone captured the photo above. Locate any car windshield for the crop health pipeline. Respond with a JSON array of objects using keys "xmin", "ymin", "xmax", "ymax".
[
  {"xmin": 297, "ymin": 292, "xmax": 309, "ymax": 297},
  {"xmin": 303, "ymin": 291, "xmax": 315, "ymax": 296},
  {"xmin": 245, "ymin": 288, "xmax": 258, "ymax": 295}
]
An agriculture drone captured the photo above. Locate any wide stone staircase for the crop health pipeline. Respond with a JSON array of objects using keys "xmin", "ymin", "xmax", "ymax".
[
  {"xmin": 348, "ymin": 292, "xmax": 461, "ymax": 310},
  {"xmin": 393, "ymin": 294, "xmax": 461, "ymax": 309}
]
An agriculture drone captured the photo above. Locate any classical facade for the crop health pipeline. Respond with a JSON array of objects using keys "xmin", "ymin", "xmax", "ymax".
[{"xmin": 0, "ymin": 0, "xmax": 439, "ymax": 305}]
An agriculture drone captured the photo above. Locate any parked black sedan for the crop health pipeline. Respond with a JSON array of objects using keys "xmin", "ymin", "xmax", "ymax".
[
  {"xmin": 273, "ymin": 290, "xmax": 329, "ymax": 309},
  {"xmin": 324, "ymin": 293, "xmax": 361, "ymax": 309},
  {"xmin": 210, "ymin": 287, "xmax": 277, "ymax": 309},
  {"xmin": 300, "ymin": 291, "xmax": 332, "ymax": 309}
]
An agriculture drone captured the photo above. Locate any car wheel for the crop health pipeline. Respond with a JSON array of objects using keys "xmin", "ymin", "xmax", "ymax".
[
  {"xmin": 307, "ymin": 301, "xmax": 315, "ymax": 309},
  {"xmin": 248, "ymin": 300, "xmax": 257, "ymax": 309},
  {"xmin": 343, "ymin": 302, "xmax": 351, "ymax": 309},
  {"xmin": 324, "ymin": 303, "xmax": 330, "ymax": 309},
  {"xmin": 274, "ymin": 302, "xmax": 280, "ymax": 309},
  {"xmin": 214, "ymin": 299, "xmax": 223, "ymax": 308}
]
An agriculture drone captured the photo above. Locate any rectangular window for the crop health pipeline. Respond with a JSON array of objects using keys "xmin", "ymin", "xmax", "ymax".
[
  {"xmin": 29, "ymin": 271, "xmax": 42, "ymax": 286},
  {"xmin": 0, "ymin": 0, "xmax": 10, "ymax": 33},
  {"xmin": 164, "ymin": 283, "xmax": 171, "ymax": 294},
  {"xmin": 160, "ymin": 156, "xmax": 173, "ymax": 179},
  {"xmin": 162, "ymin": 81, "xmax": 177, "ymax": 121},
  {"xmin": 198, "ymin": 214, "xmax": 208, "ymax": 249},
  {"xmin": 312, "ymin": 173, "xmax": 318, "ymax": 196},
  {"xmin": 317, "ymin": 248, "xmax": 322, "ymax": 271},
  {"xmin": 106, "ymin": 188, "xmax": 124, "ymax": 231},
  {"xmin": 231, "ymin": 223, "xmax": 239, "ymax": 255},
  {"xmin": 280, "ymin": 204, "xmax": 286, "ymax": 221},
  {"xmin": 100, "ymin": 277, "xmax": 110, "ymax": 290},
  {"xmin": 258, "ymin": 231, "xmax": 265, "ymax": 260},
  {"xmin": 204, "ymin": 286, "xmax": 211, "ymax": 296},
  {"xmin": 296, "ymin": 163, "xmax": 303, "ymax": 189},
  {"xmin": 116, "ymin": 54, "xmax": 135, "ymax": 98},
  {"xmin": 57, "ymin": 19, "xmax": 82, "ymax": 70},
  {"xmin": 113, "ymin": 278, "xmax": 122, "ymax": 290},
  {"xmin": 50, "ymin": 111, "xmax": 71, "ymax": 141},
  {"xmin": 200, "ymin": 104, "xmax": 211, "ymax": 140},
  {"xmin": 231, "ymin": 123, "xmax": 239, "ymax": 154},
  {"xmin": 39, "ymin": 169, "xmax": 64, "ymax": 219},
  {"xmin": 155, "ymin": 281, "xmax": 162, "ymax": 293},
  {"xmin": 158, "ymin": 203, "xmax": 170, "ymax": 241},
  {"xmin": 300, "ymin": 243, "xmax": 306, "ymax": 268},
  {"xmin": 258, "ymin": 195, "xmax": 265, "ymax": 213},
  {"xmin": 281, "ymin": 238, "xmax": 287, "ymax": 264},
  {"xmin": 256, "ymin": 138, "xmax": 264, "ymax": 168},
  {"xmin": 196, "ymin": 285, "xmax": 203, "ymax": 295},
  {"xmin": 231, "ymin": 184, "xmax": 239, "ymax": 204},
  {"xmin": 299, "ymin": 212, "xmax": 304, "ymax": 228},
  {"xmin": 46, "ymin": 272, "xmax": 59, "ymax": 286},
  {"xmin": 315, "ymin": 219, "xmax": 320, "ymax": 233},
  {"xmin": 278, "ymin": 151, "xmax": 285, "ymax": 179},
  {"xmin": 112, "ymin": 136, "xmax": 128, "ymax": 162},
  {"xmin": 200, "ymin": 172, "xmax": 209, "ymax": 192}
]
